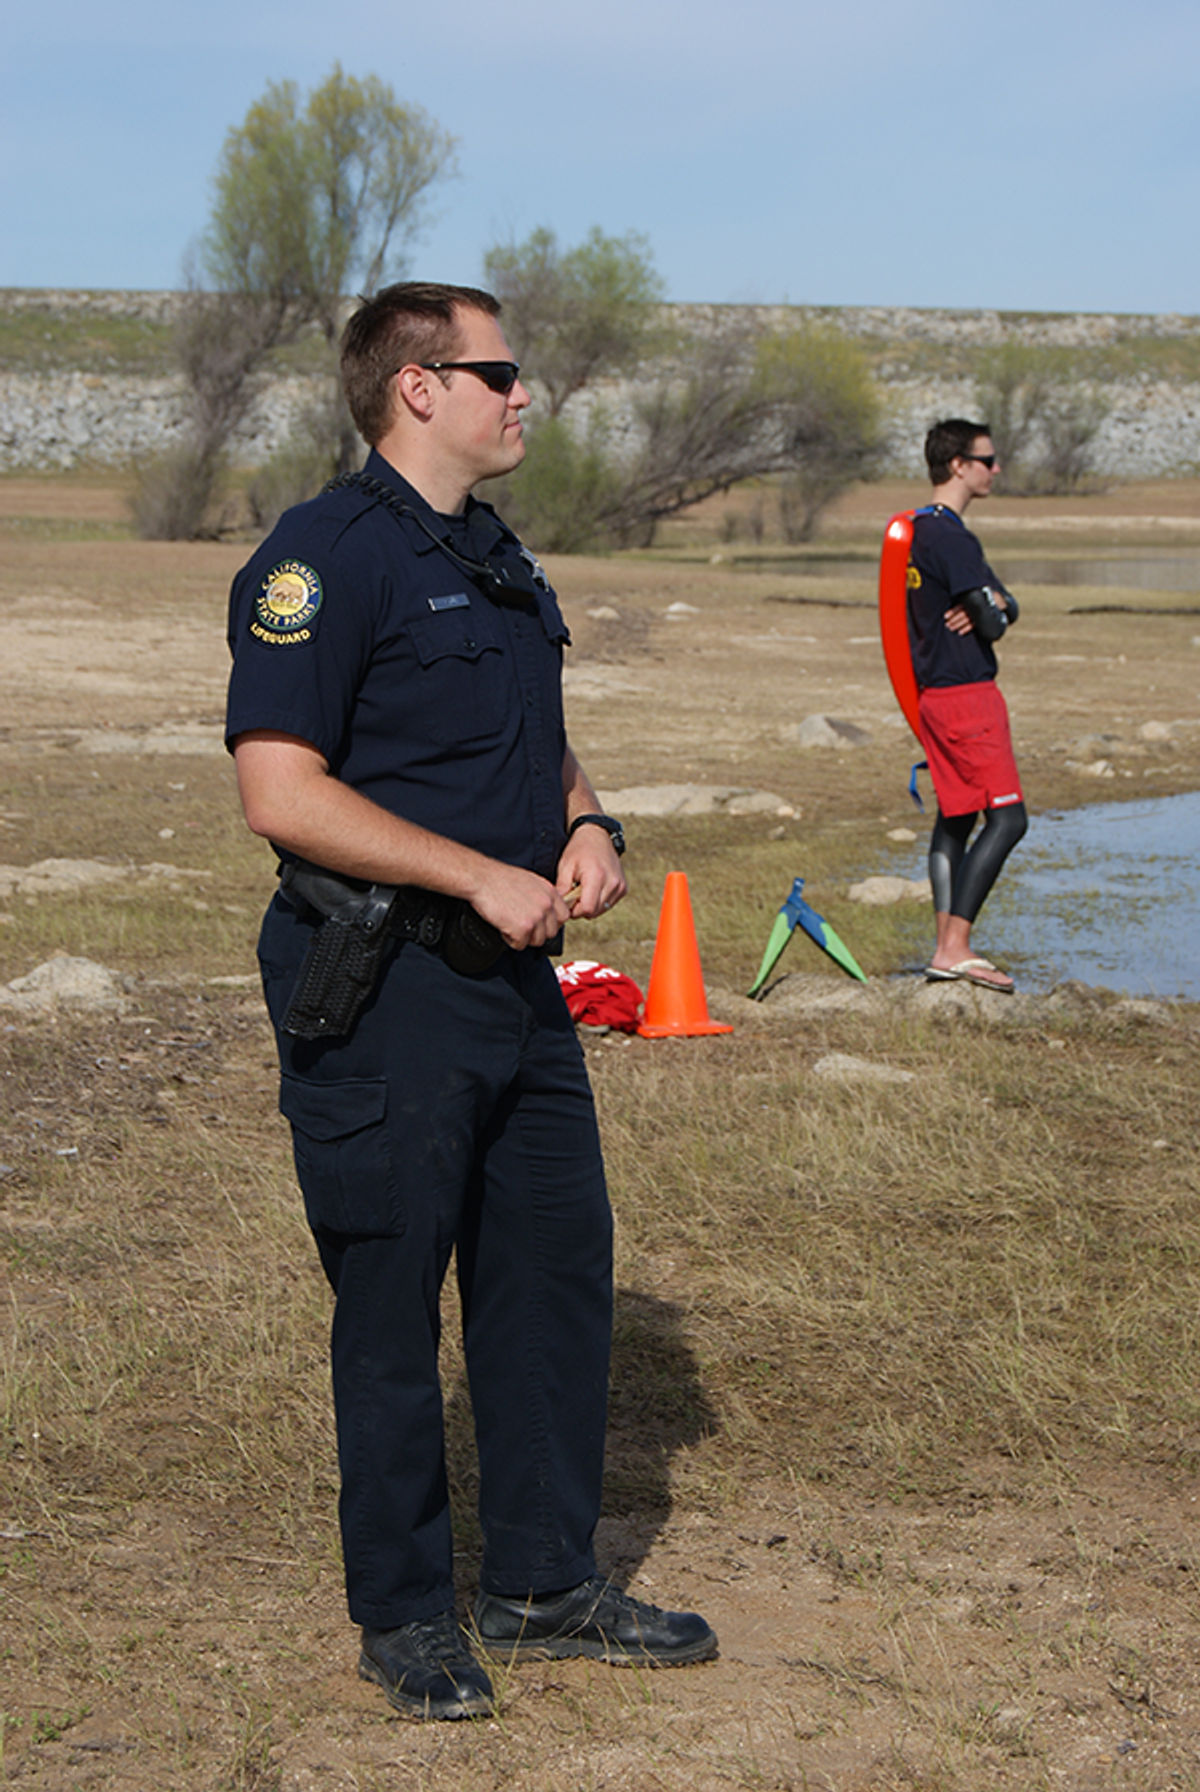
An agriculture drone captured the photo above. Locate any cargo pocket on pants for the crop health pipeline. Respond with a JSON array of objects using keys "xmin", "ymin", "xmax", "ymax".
[{"xmin": 279, "ymin": 1073, "xmax": 404, "ymax": 1238}]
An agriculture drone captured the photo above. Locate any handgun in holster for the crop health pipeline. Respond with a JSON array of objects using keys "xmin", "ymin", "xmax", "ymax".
[
  {"xmin": 278, "ymin": 864, "xmax": 401, "ymax": 1040},
  {"xmin": 277, "ymin": 860, "xmax": 507, "ymax": 1040}
]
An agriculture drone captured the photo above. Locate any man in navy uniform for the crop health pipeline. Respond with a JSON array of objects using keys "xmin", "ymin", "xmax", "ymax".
[{"xmin": 226, "ymin": 283, "xmax": 716, "ymax": 1720}]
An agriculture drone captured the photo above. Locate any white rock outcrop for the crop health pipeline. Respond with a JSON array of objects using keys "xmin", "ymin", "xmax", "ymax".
[{"xmin": 5, "ymin": 292, "xmax": 1200, "ymax": 475}]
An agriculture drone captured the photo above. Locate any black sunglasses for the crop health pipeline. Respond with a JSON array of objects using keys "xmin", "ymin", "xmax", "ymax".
[
  {"xmin": 420, "ymin": 360, "xmax": 521, "ymax": 394},
  {"xmin": 962, "ymin": 453, "xmax": 997, "ymax": 468}
]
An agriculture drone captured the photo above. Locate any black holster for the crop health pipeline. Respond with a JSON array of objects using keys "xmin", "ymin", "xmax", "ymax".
[{"xmin": 277, "ymin": 860, "xmax": 505, "ymax": 1040}]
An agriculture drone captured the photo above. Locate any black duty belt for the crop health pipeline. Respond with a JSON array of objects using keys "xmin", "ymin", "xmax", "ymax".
[{"xmin": 276, "ymin": 860, "xmax": 507, "ymax": 1039}]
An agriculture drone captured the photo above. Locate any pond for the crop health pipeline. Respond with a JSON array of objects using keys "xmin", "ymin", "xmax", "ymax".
[
  {"xmin": 909, "ymin": 791, "xmax": 1200, "ymax": 1002},
  {"xmin": 983, "ymin": 555, "xmax": 1200, "ymax": 593},
  {"xmin": 744, "ymin": 551, "xmax": 1200, "ymax": 596}
]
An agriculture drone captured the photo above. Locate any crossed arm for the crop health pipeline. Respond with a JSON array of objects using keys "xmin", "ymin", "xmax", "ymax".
[{"xmin": 945, "ymin": 584, "xmax": 1015, "ymax": 637}]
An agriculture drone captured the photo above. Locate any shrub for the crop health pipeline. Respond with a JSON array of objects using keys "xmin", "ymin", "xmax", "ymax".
[
  {"xmin": 246, "ymin": 408, "xmax": 343, "ymax": 535},
  {"xmin": 128, "ymin": 443, "xmax": 227, "ymax": 541},
  {"xmin": 492, "ymin": 413, "xmax": 624, "ymax": 554},
  {"xmin": 974, "ymin": 342, "xmax": 1108, "ymax": 494}
]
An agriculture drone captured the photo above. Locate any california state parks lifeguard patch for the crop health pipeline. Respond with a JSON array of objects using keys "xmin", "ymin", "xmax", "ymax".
[{"xmin": 252, "ymin": 561, "xmax": 323, "ymax": 646}]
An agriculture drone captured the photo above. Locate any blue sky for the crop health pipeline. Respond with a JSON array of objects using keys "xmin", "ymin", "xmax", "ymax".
[{"xmin": 3, "ymin": 0, "xmax": 1197, "ymax": 313}]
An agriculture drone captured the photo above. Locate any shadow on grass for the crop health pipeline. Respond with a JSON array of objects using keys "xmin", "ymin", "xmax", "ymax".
[{"xmin": 446, "ymin": 1285, "xmax": 717, "ymax": 1585}]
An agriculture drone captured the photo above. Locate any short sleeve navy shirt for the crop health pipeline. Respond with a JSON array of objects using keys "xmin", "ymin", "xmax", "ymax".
[
  {"xmin": 908, "ymin": 505, "xmax": 1002, "ymax": 689},
  {"xmin": 225, "ymin": 450, "xmax": 571, "ymax": 880}
]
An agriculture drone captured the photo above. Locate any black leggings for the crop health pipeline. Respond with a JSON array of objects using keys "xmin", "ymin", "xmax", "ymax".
[{"xmin": 929, "ymin": 803, "xmax": 1028, "ymax": 924}]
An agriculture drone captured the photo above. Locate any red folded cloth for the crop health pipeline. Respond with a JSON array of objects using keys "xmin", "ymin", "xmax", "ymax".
[{"xmin": 555, "ymin": 959, "xmax": 645, "ymax": 1032}]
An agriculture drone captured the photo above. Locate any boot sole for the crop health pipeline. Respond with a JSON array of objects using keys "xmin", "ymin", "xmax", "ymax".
[{"xmin": 476, "ymin": 1632, "xmax": 718, "ymax": 1667}]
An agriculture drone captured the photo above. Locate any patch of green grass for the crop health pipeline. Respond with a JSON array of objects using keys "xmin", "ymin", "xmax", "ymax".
[
  {"xmin": 0, "ymin": 293, "xmax": 333, "ymax": 388},
  {"xmin": 0, "ymin": 307, "xmax": 176, "ymax": 376},
  {"xmin": 30, "ymin": 1706, "xmax": 91, "ymax": 1745},
  {"xmin": 0, "ymin": 294, "xmax": 332, "ymax": 380},
  {"xmin": 847, "ymin": 320, "xmax": 1200, "ymax": 385},
  {"xmin": 592, "ymin": 1000, "xmax": 1200, "ymax": 1501}
]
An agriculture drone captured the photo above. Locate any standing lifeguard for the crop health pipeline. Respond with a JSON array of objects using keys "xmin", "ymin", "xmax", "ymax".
[{"xmin": 908, "ymin": 418, "xmax": 1028, "ymax": 992}]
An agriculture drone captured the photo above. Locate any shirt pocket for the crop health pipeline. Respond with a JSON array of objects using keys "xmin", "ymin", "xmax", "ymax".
[
  {"xmin": 279, "ymin": 1073, "xmax": 405, "ymax": 1238},
  {"xmin": 406, "ymin": 602, "xmax": 507, "ymax": 743}
]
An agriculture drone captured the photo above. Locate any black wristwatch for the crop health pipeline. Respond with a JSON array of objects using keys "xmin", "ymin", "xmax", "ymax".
[{"xmin": 565, "ymin": 812, "xmax": 626, "ymax": 856}]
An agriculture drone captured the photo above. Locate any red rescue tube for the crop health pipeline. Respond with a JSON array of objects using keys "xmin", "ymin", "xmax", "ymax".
[{"xmin": 878, "ymin": 510, "xmax": 921, "ymax": 741}]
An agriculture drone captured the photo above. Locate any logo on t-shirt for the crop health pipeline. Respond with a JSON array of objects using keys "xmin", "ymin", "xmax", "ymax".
[{"xmin": 252, "ymin": 561, "xmax": 323, "ymax": 646}]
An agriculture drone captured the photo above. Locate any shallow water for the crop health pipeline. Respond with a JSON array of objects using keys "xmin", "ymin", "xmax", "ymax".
[
  {"xmin": 748, "ymin": 551, "xmax": 1200, "ymax": 595},
  {"xmin": 990, "ymin": 555, "xmax": 1200, "ymax": 593},
  {"xmin": 913, "ymin": 792, "xmax": 1200, "ymax": 1001}
]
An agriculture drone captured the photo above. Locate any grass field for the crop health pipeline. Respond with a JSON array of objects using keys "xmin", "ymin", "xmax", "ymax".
[{"xmin": 2, "ymin": 473, "xmax": 1200, "ymax": 1790}]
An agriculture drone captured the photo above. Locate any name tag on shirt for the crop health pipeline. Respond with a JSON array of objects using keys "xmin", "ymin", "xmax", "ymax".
[{"xmin": 428, "ymin": 592, "xmax": 470, "ymax": 612}]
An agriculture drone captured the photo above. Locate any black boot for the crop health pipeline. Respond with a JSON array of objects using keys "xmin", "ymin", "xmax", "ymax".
[
  {"xmin": 474, "ymin": 1577, "xmax": 717, "ymax": 1666},
  {"xmin": 359, "ymin": 1612, "xmax": 494, "ymax": 1719}
]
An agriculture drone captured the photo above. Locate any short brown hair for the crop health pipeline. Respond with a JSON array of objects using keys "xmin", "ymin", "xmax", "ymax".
[
  {"xmin": 925, "ymin": 417, "xmax": 991, "ymax": 485},
  {"xmin": 340, "ymin": 282, "xmax": 502, "ymax": 445}
]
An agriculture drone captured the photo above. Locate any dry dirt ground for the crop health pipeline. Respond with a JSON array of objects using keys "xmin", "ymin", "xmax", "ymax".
[{"xmin": 3, "ymin": 476, "xmax": 1200, "ymax": 1791}]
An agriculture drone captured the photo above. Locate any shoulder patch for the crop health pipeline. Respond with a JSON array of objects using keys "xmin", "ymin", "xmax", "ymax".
[{"xmin": 252, "ymin": 561, "xmax": 323, "ymax": 646}]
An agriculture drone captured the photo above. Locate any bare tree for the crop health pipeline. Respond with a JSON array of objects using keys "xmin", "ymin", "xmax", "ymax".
[
  {"xmin": 495, "ymin": 315, "xmax": 881, "ymax": 553},
  {"xmin": 974, "ymin": 342, "xmax": 1108, "ymax": 495},
  {"xmin": 130, "ymin": 289, "xmax": 290, "ymax": 539},
  {"xmin": 1038, "ymin": 388, "xmax": 1109, "ymax": 493}
]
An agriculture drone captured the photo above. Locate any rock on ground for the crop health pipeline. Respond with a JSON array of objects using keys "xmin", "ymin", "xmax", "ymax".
[
  {"xmin": 0, "ymin": 859, "xmax": 205, "ymax": 899},
  {"xmin": 0, "ymin": 955, "xmax": 134, "ymax": 1014},
  {"xmin": 848, "ymin": 874, "xmax": 931, "ymax": 905},
  {"xmin": 599, "ymin": 783, "xmax": 795, "ymax": 818},
  {"xmin": 780, "ymin": 715, "xmax": 871, "ymax": 749},
  {"xmin": 811, "ymin": 1052, "xmax": 916, "ymax": 1084}
]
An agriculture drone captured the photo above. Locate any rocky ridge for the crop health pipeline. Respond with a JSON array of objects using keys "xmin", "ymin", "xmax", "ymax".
[{"xmin": 4, "ymin": 288, "xmax": 1200, "ymax": 476}]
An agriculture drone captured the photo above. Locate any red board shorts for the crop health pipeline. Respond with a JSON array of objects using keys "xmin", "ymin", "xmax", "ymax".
[{"xmin": 917, "ymin": 680, "xmax": 1023, "ymax": 817}]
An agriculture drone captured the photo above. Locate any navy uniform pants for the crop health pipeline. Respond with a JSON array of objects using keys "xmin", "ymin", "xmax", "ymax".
[{"xmin": 258, "ymin": 896, "xmax": 613, "ymax": 1631}]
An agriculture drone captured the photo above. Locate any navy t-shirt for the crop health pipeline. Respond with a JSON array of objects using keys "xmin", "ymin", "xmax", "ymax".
[
  {"xmin": 225, "ymin": 450, "xmax": 570, "ymax": 881},
  {"xmin": 907, "ymin": 505, "xmax": 1008, "ymax": 689}
]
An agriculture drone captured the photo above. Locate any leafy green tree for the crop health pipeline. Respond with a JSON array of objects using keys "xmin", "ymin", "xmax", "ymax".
[
  {"xmin": 755, "ymin": 322, "xmax": 882, "ymax": 540},
  {"xmin": 494, "ymin": 413, "xmax": 624, "ymax": 552},
  {"xmin": 484, "ymin": 227, "xmax": 665, "ymax": 416},
  {"xmin": 133, "ymin": 67, "xmax": 455, "ymax": 537},
  {"xmin": 204, "ymin": 67, "xmax": 456, "ymax": 352}
]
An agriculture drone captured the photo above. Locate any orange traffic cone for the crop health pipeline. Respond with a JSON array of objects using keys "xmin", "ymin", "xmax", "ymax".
[{"xmin": 637, "ymin": 872, "xmax": 734, "ymax": 1038}]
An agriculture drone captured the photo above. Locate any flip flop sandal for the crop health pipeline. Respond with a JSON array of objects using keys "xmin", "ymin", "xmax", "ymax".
[{"xmin": 925, "ymin": 957, "xmax": 1015, "ymax": 993}]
